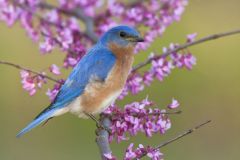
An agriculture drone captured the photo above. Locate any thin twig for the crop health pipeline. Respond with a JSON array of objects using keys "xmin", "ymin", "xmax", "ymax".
[
  {"xmin": 0, "ymin": 60, "xmax": 61, "ymax": 84},
  {"xmin": 132, "ymin": 29, "xmax": 240, "ymax": 72},
  {"xmin": 156, "ymin": 120, "xmax": 211, "ymax": 149},
  {"xmin": 143, "ymin": 110, "xmax": 182, "ymax": 115},
  {"xmin": 137, "ymin": 120, "xmax": 211, "ymax": 159}
]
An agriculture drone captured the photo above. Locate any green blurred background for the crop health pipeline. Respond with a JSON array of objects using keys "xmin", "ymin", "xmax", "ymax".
[{"xmin": 1, "ymin": 0, "xmax": 240, "ymax": 159}]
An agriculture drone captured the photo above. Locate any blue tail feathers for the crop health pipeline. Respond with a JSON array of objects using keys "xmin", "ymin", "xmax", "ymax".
[{"xmin": 16, "ymin": 109, "xmax": 56, "ymax": 138}]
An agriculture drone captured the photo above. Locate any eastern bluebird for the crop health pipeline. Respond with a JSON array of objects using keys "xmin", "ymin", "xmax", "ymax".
[{"xmin": 17, "ymin": 25, "xmax": 144, "ymax": 137}]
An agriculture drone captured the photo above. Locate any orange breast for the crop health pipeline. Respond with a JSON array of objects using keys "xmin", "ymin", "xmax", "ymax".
[{"xmin": 80, "ymin": 43, "xmax": 134, "ymax": 114}]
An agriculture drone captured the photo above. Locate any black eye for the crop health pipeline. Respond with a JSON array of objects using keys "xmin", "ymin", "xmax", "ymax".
[{"xmin": 119, "ymin": 31, "xmax": 127, "ymax": 38}]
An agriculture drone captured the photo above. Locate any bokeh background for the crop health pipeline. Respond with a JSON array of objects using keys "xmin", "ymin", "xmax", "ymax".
[{"xmin": 1, "ymin": 0, "xmax": 240, "ymax": 159}]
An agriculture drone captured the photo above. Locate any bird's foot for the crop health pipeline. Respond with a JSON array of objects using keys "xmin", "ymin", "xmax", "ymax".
[
  {"xmin": 84, "ymin": 112, "xmax": 112, "ymax": 134},
  {"xmin": 96, "ymin": 122, "xmax": 112, "ymax": 134}
]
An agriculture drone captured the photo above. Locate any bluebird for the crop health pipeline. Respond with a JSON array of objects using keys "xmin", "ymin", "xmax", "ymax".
[{"xmin": 17, "ymin": 25, "xmax": 144, "ymax": 137}]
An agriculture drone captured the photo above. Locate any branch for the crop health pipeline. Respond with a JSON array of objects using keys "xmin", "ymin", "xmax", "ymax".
[
  {"xmin": 132, "ymin": 29, "xmax": 240, "ymax": 72},
  {"xmin": 0, "ymin": 60, "xmax": 62, "ymax": 84},
  {"xmin": 96, "ymin": 115, "xmax": 112, "ymax": 160},
  {"xmin": 38, "ymin": 2, "xmax": 98, "ymax": 42},
  {"xmin": 156, "ymin": 120, "xmax": 211, "ymax": 149},
  {"xmin": 137, "ymin": 120, "xmax": 211, "ymax": 159}
]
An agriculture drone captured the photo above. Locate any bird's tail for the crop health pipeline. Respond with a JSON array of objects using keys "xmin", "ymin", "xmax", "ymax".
[{"xmin": 16, "ymin": 109, "xmax": 56, "ymax": 138}]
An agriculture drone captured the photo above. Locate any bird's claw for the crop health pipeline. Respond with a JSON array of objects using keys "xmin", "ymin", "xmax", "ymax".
[
  {"xmin": 96, "ymin": 123, "xmax": 112, "ymax": 134},
  {"xmin": 84, "ymin": 112, "xmax": 112, "ymax": 134}
]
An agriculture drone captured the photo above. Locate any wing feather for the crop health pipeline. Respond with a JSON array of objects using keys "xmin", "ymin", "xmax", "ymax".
[{"xmin": 35, "ymin": 47, "xmax": 116, "ymax": 119}]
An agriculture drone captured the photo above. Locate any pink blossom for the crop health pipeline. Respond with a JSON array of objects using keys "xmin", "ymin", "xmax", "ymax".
[
  {"xmin": 157, "ymin": 118, "xmax": 171, "ymax": 134},
  {"xmin": 126, "ymin": 74, "xmax": 144, "ymax": 95},
  {"xmin": 20, "ymin": 70, "xmax": 36, "ymax": 96},
  {"xmin": 146, "ymin": 148, "xmax": 163, "ymax": 160},
  {"xmin": 57, "ymin": 28, "xmax": 73, "ymax": 50},
  {"xmin": 186, "ymin": 33, "xmax": 198, "ymax": 42},
  {"xmin": 151, "ymin": 58, "xmax": 173, "ymax": 81},
  {"xmin": 46, "ymin": 83, "xmax": 61, "ymax": 102},
  {"xmin": 124, "ymin": 143, "xmax": 163, "ymax": 160},
  {"xmin": 0, "ymin": 2, "xmax": 20, "ymax": 26},
  {"xmin": 124, "ymin": 143, "xmax": 137, "ymax": 160},
  {"xmin": 103, "ymin": 97, "xmax": 177, "ymax": 143},
  {"xmin": 22, "ymin": 79, "xmax": 36, "ymax": 95},
  {"xmin": 171, "ymin": 52, "xmax": 196, "ymax": 69},
  {"xmin": 67, "ymin": 57, "xmax": 78, "ymax": 66},
  {"xmin": 20, "ymin": 12, "xmax": 39, "ymax": 42},
  {"xmin": 49, "ymin": 64, "xmax": 61, "ymax": 75},
  {"xmin": 44, "ymin": 10, "xmax": 59, "ymax": 23},
  {"xmin": 103, "ymin": 153, "xmax": 117, "ymax": 160},
  {"xmin": 168, "ymin": 98, "xmax": 180, "ymax": 109},
  {"xmin": 97, "ymin": 20, "xmax": 118, "ymax": 34},
  {"xmin": 39, "ymin": 38, "xmax": 54, "ymax": 54},
  {"xmin": 36, "ymin": 72, "xmax": 47, "ymax": 88},
  {"xmin": 126, "ymin": 7, "xmax": 143, "ymax": 23},
  {"xmin": 183, "ymin": 53, "xmax": 196, "ymax": 70},
  {"xmin": 118, "ymin": 86, "xmax": 129, "ymax": 100},
  {"xmin": 20, "ymin": 70, "xmax": 29, "ymax": 79},
  {"xmin": 143, "ymin": 71, "xmax": 154, "ymax": 86},
  {"xmin": 108, "ymin": 0, "xmax": 124, "ymax": 16},
  {"xmin": 67, "ymin": 17, "xmax": 80, "ymax": 31}
]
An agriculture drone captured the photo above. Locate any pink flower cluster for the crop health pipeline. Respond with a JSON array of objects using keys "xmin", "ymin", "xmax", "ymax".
[
  {"xmin": 119, "ymin": 50, "xmax": 196, "ymax": 100},
  {"xmin": 49, "ymin": 64, "xmax": 61, "ymax": 75},
  {"xmin": 105, "ymin": 0, "xmax": 188, "ymax": 52},
  {"xmin": 20, "ymin": 64, "xmax": 63, "ymax": 98},
  {"xmin": 20, "ymin": 70, "xmax": 46, "ymax": 96},
  {"xmin": 46, "ymin": 82, "xmax": 62, "ymax": 102},
  {"xmin": 103, "ymin": 98, "xmax": 179, "ymax": 143},
  {"xmin": 124, "ymin": 143, "xmax": 163, "ymax": 160},
  {"xmin": 104, "ymin": 143, "xmax": 163, "ymax": 160},
  {"xmin": 171, "ymin": 52, "xmax": 196, "ymax": 70},
  {"xmin": 0, "ymin": 0, "xmax": 21, "ymax": 26}
]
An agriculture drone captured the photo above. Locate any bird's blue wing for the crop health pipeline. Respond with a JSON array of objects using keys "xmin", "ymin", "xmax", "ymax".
[
  {"xmin": 17, "ymin": 46, "xmax": 116, "ymax": 137},
  {"xmin": 41, "ymin": 46, "xmax": 116, "ymax": 115}
]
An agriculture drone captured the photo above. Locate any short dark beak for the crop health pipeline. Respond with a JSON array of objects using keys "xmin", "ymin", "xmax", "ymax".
[
  {"xmin": 135, "ymin": 37, "xmax": 144, "ymax": 42},
  {"xmin": 127, "ymin": 36, "xmax": 144, "ymax": 42}
]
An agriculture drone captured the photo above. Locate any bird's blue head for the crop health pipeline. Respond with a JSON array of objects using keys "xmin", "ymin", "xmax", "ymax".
[{"xmin": 98, "ymin": 25, "xmax": 144, "ymax": 47}]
